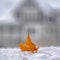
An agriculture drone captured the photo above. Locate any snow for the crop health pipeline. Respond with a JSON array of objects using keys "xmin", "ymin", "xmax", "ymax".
[{"xmin": 0, "ymin": 47, "xmax": 60, "ymax": 60}]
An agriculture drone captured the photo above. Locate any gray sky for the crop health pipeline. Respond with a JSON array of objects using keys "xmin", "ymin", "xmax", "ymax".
[{"xmin": 0, "ymin": 0, "xmax": 60, "ymax": 23}]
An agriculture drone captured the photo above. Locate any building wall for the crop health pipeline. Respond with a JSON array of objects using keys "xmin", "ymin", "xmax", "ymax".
[
  {"xmin": 0, "ymin": 21, "xmax": 59, "ymax": 47},
  {"xmin": 0, "ymin": 0, "xmax": 60, "ymax": 47}
]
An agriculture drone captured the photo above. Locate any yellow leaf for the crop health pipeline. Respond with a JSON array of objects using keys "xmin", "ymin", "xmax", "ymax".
[{"xmin": 19, "ymin": 33, "xmax": 38, "ymax": 53}]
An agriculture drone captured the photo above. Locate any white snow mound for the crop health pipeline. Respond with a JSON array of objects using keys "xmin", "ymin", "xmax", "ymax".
[{"xmin": 0, "ymin": 47, "xmax": 60, "ymax": 60}]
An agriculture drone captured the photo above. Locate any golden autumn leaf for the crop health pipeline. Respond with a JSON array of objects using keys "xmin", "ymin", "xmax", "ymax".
[{"xmin": 19, "ymin": 33, "xmax": 38, "ymax": 53}]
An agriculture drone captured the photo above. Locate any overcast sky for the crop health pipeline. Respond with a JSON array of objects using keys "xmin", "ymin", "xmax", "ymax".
[{"xmin": 0, "ymin": 0, "xmax": 60, "ymax": 22}]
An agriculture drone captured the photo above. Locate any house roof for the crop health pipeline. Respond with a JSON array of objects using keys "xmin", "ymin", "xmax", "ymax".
[{"xmin": 13, "ymin": 0, "xmax": 42, "ymax": 22}]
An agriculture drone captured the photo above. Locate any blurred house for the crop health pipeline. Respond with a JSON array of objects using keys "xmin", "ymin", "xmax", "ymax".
[{"xmin": 0, "ymin": 0, "xmax": 60, "ymax": 47}]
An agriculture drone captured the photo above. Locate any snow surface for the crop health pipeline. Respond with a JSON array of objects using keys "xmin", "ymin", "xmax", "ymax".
[{"xmin": 0, "ymin": 47, "xmax": 60, "ymax": 60}]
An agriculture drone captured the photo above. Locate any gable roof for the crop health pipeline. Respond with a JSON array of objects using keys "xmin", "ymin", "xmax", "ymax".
[{"xmin": 13, "ymin": 0, "xmax": 42, "ymax": 22}]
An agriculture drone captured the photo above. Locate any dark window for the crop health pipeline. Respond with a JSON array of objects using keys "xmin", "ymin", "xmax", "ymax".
[{"xmin": 27, "ymin": 28, "xmax": 35, "ymax": 34}]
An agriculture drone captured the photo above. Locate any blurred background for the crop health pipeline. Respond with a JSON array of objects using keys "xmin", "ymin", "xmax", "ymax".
[{"xmin": 0, "ymin": 0, "xmax": 60, "ymax": 47}]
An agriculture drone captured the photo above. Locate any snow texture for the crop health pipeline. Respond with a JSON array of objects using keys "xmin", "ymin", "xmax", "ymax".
[{"xmin": 0, "ymin": 47, "xmax": 60, "ymax": 60}]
